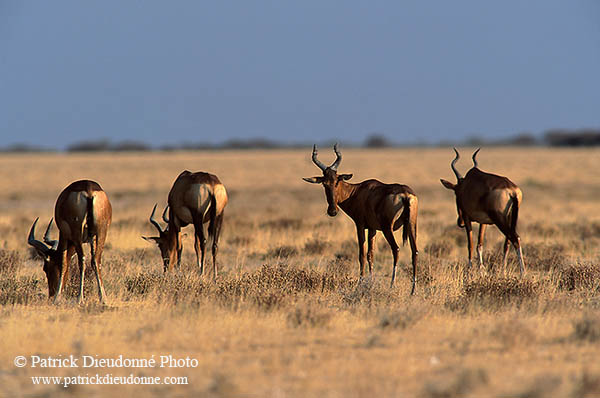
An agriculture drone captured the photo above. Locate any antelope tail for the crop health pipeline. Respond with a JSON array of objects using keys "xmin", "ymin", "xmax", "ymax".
[
  {"xmin": 85, "ymin": 195, "xmax": 96, "ymax": 243},
  {"xmin": 510, "ymin": 193, "xmax": 519, "ymax": 235},
  {"xmin": 401, "ymin": 196, "xmax": 410, "ymax": 246},
  {"xmin": 402, "ymin": 195, "xmax": 418, "ymax": 247},
  {"xmin": 207, "ymin": 192, "xmax": 218, "ymax": 240}
]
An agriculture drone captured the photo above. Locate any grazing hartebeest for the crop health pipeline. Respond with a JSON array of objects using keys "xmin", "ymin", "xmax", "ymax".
[
  {"xmin": 303, "ymin": 145, "xmax": 419, "ymax": 293},
  {"xmin": 440, "ymin": 148, "xmax": 525, "ymax": 274},
  {"xmin": 143, "ymin": 170, "xmax": 227, "ymax": 278},
  {"xmin": 28, "ymin": 180, "xmax": 112, "ymax": 304}
]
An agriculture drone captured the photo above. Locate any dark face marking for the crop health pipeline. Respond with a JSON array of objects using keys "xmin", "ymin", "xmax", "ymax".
[
  {"xmin": 42, "ymin": 254, "xmax": 61, "ymax": 297},
  {"xmin": 321, "ymin": 169, "xmax": 340, "ymax": 217}
]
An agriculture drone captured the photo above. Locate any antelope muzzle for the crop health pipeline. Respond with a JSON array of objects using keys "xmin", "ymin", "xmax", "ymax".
[{"xmin": 327, "ymin": 205, "xmax": 338, "ymax": 217}]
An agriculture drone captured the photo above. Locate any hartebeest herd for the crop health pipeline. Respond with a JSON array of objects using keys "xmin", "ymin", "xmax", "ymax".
[{"xmin": 27, "ymin": 146, "xmax": 526, "ymax": 304}]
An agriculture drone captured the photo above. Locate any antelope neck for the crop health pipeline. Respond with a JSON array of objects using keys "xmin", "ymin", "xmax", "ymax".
[{"xmin": 336, "ymin": 180, "xmax": 358, "ymax": 208}]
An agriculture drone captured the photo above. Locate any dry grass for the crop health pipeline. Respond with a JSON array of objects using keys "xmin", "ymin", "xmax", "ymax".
[{"xmin": 0, "ymin": 148, "xmax": 599, "ymax": 397}]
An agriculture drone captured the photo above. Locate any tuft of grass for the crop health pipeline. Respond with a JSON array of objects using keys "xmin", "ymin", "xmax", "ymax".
[
  {"xmin": 0, "ymin": 275, "xmax": 44, "ymax": 305},
  {"xmin": 422, "ymin": 368, "xmax": 488, "ymax": 398},
  {"xmin": 125, "ymin": 272, "xmax": 163, "ymax": 296},
  {"xmin": 287, "ymin": 304, "xmax": 331, "ymax": 328},
  {"xmin": 572, "ymin": 372, "xmax": 600, "ymax": 398},
  {"xmin": 447, "ymin": 276, "xmax": 540, "ymax": 312},
  {"xmin": 424, "ymin": 238, "xmax": 454, "ymax": 258},
  {"xmin": 0, "ymin": 249, "xmax": 20, "ymax": 275},
  {"xmin": 260, "ymin": 218, "xmax": 303, "ymax": 230},
  {"xmin": 264, "ymin": 245, "xmax": 298, "ymax": 259},
  {"xmin": 303, "ymin": 238, "xmax": 331, "ymax": 255},
  {"xmin": 557, "ymin": 263, "xmax": 600, "ymax": 291},
  {"xmin": 525, "ymin": 242, "xmax": 567, "ymax": 271},
  {"xmin": 490, "ymin": 319, "xmax": 536, "ymax": 348},
  {"xmin": 341, "ymin": 278, "xmax": 396, "ymax": 307},
  {"xmin": 572, "ymin": 316, "xmax": 600, "ymax": 343},
  {"xmin": 378, "ymin": 308, "xmax": 423, "ymax": 330}
]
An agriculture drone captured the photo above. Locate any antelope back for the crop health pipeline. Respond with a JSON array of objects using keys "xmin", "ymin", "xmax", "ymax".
[
  {"xmin": 168, "ymin": 171, "xmax": 226, "ymax": 226},
  {"xmin": 54, "ymin": 180, "xmax": 111, "ymax": 242},
  {"xmin": 456, "ymin": 168, "xmax": 521, "ymax": 223}
]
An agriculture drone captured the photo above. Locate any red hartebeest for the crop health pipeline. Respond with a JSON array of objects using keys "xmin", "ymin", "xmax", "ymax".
[
  {"xmin": 28, "ymin": 180, "xmax": 112, "ymax": 304},
  {"xmin": 440, "ymin": 148, "xmax": 525, "ymax": 274},
  {"xmin": 303, "ymin": 145, "xmax": 419, "ymax": 293},
  {"xmin": 143, "ymin": 170, "xmax": 227, "ymax": 277}
]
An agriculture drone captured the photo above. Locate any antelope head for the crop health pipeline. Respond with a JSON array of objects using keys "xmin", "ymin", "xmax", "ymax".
[
  {"xmin": 440, "ymin": 147, "xmax": 480, "ymax": 227},
  {"xmin": 142, "ymin": 204, "xmax": 177, "ymax": 269},
  {"xmin": 28, "ymin": 218, "xmax": 60, "ymax": 297},
  {"xmin": 303, "ymin": 144, "xmax": 353, "ymax": 217}
]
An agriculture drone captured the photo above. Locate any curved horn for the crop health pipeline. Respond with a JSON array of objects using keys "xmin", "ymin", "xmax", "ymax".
[
  {"xmin": 451, "ymin": 147, "xmax": 463, "ymax": 180},
  {"xmin": 43, "ymin": 218, "xmax": 59, "ymax": 250},
  {"xmin": 330, "ymin": 143, "xmax": 342, "ymax": 171},
  {"xmin": 311, "ymin": 145, "xmax": 327, "ymax": 171},
  {"xmin": 149, "ymin": 204, "xmax": 165, "ymax": 234},
  {"xmin": 28, "ymin": 218, "xmax": 51, "ymax": 255},
  {"xmin": 162, "ymin": 205, "xmax": 169, "ymax": 224},
  {"xmin": 472, "ymin": 147, "xmax": 481, "ymax": 168}
]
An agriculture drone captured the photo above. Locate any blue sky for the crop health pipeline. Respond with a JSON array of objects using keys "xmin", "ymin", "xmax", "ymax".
[{"xmin": 1, "ymin": 1, "xmax": 599, "ymax": 148}]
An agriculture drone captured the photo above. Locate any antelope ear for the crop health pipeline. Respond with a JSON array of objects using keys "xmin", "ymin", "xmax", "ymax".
[
  {"xmin": 303, "ymin": 177, "xmax": 323, "ymax": 184},
  {"xmin": 440, "ymin": 179, "xmax": 456, "ymax": 190},
  {"xmin": 142, "ymin": 236, "xmax": 160, "ymax": 243},
  {"xmin": 338, "ymin": 174, "xmax": 353, "ymax": 181}
]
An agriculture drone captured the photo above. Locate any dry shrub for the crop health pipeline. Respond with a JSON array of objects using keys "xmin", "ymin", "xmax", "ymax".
[
  {"xmin": 78, "ymin": 302, "xmax": 116, "ymax": 315},
  {"xmin": 564, "ymin": 221, "xmax": 600, "ymax": 240},
  {"xmin": 342, "ymin": 278, "xmax": 374, "ymax": 306},
  {"xmin": 558, "ymin": 263, "xmax": 600, "ymax": 291},
  {"xmin": 526, "ymin": 221, "xmax": 560, "ymax": 237},
  {"xmin": 112, "ymin": 248, "xmax": 156, "ymax": 266},
  {"xmin": 401, "ymin": 259, "xmax": 433, "ymax": 287},
  {"xmin": 254, "ymin": 263, "xmax": 320, "ymax": 292},
  {"xmin": 254, "ymin": 263, "xmax": 352, "ymax": 294},
  {"xmin": 111, "ymin": 217, "xmax": 140, "ymax": 229},
  {"xmin": 228, "ymin": 236, "xmax": 253, "ymax": 246},
  {"xmin": 447, "ymin": 277, "xmax": 539, "ymax": 312},
  {"xmin": 572, "ymin": 372, "xmax": 600, "ymax": 398},
  {"xmin": 378, "ymin": 307, "xmax": 423, "ymax": 330},
  {"xmin": 303, "ymin": 238, "xmax": 330, "ymax": 255},
  {"xmin": 438, "ymin": 225, "xmax": 466, "ymax": 247},
  {"xmin": 490, "ymin": 319, "xmax": 536, "ymax": 348},
  {"xmin": 260, "ymin": 218, "xmax": 303, "ymax": 230},
  {"xmin": 207, "ymin": 372, "xmax": 238, "ymax": 397},
  {"xmin": 125, "ymin": 272, "xmax": 163, "ymax": 296},
  {"xmin": 155, "ymin": 273, "xmax": 209, "ymax": 305},
  {"xmin": 338, "ymin": 239, "xmax": 357, "ymax": 258},
  {"xmin": 216, "ymin": 263, "xmax": 352, "ymax": 310},
  {"xmin": 264, "ymin": 245, "xmax": 298, "ymax": 259},
  {"xmin": 513, "ymin": 374, "xmax": 562, "ymax": 398},
  {"xmin": 287, "ymin": 304, "xmax": 331, "ymax": 328},
  {"xmin": 524, "ymin": 242, "xmax": 567, "ymax": 271},
  {"xmin": 328, "ymin": 254, "xmax": 353, "ymax": 277},
  {"xmin": 254, "ymin": 292, "xmax": 286, "ymax": 311},
  {"xmin": 424, "ymin": 238, "xmax": 454, "ymax": 258},
  {"xmin": 0, "ymin": 275, "xmax": 43, "ymax": 305},
  {"xmin": 572, "ymin": 316, "xmax": 600, "ymax": 343},
  {"xmin": 341, "ymin": 278, "xmax": 395, "ymax": 307},
  {"xmin": 422, "ymin": 368, "xmax": 488, "ymax": 398},
  {"xmin": 0, "ymin": 249, "xmax": 21, "ymax": 274}
]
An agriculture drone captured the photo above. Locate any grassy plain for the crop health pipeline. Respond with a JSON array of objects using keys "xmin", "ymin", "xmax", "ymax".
[{"xmin": 0, "ymin": 148, "xmax": 599, "ymax": 397}]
